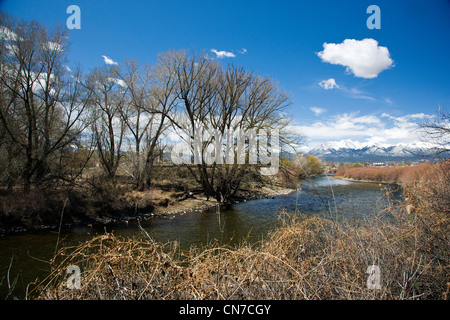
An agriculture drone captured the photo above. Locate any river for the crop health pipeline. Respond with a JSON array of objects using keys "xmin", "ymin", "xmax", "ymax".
[{"xmin": 0, "ymin": 175, "xmax": 400, "ymax": 298}]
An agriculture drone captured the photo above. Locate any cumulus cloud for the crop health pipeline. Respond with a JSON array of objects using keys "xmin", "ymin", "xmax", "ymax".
[
  {"xmin": 310, "ymin": 107, "xmax": 326, "ymax": 116},
  {"xmin": 317, "ymin": 38, "xmax": 394, "ymax": 79},
  {"xmin": 210, "ymin": 49, "xmax": 236, "ymax": 58},
  {"xmin": 319, "ymin": 78, "xmax": 339, "ymax": 90},
  {"xmin": 102, "ymin": 55, "xmax": 119, "ymax": 65}
]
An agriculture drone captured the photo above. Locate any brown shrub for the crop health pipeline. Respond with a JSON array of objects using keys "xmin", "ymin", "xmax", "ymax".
[
  {"xmin": 403, "ymin": 161, "xmax": 450, "ymax": 215},
  {"xmin": 334, "ymin": 163, "xmax": 434, "ymax": 185}
]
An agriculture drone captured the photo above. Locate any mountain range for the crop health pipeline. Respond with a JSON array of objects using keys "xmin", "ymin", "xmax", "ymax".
[{"xmin": 307, "ymin": 140, "xmax": 439, "ymax": 162}]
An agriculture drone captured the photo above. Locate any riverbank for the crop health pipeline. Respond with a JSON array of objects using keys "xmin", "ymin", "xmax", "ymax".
[
  {"xmin": 116, "ymin": 183, "xmax": 296, "ymax": 221},
  {"xmin": 0, "ymin": 181, "xmax": 296, "ymax": 235},
  {"xmin": 332, "ymin": 176, "xmax": 393, "ymax": 185}
]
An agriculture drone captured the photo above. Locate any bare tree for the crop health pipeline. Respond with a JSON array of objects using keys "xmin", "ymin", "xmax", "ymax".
[
  {"xmin": 0, "ymin": 12, "xmax": 91, "ymax": 192},
  {"xmin": 85, "ymin": 65, "xmax": 126, "ymax": 180},
  {"xmin": 164, "ymin": 50, "xmax": 291, "ymax": 202},
  {"xmin": 115, "ymin": 57, "xmax": 176, "ymax": 189},
  {"xmin": 419, "ymin": 107, "xmax": 450, "ymax": 158},
  {"xmin": 417, "ymin": 107, "xmax": 450, "ymax": 215},
  {"xmin": 115, "ymin": 59, "xmax": 153, "ymax": 186}
]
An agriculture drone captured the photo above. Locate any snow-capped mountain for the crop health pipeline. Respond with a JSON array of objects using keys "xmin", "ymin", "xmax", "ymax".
[{"xmin": 307, "ymin": 140, "xmax": 439, "ymax": 162}]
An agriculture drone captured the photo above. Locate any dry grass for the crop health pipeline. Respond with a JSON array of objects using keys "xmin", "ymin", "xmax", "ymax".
[
  {"xmin": 334, "ymin": 163, "xmax": 435, "ymax": 185},
  {"xmin": 33, "ymin": 184, "xmax": 449, "ymax": 300}
]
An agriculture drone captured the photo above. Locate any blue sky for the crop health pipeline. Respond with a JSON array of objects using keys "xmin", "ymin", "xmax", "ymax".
[{"xmin": 1, "ymin": 0, "xmax": 450, "ymax": 150}]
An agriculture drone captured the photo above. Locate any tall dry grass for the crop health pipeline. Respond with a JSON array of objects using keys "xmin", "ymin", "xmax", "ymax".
[
  {"xmin": 33, "ymin": 176, "xmax": 449, "ymax": 300},
  {"xmin": 334, "ymin": 163, "xmax": 435, "ymax": 185}
]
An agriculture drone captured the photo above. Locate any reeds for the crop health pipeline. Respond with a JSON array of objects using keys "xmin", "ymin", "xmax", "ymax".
[{"xmin": 334, "ymin": 163, "xmax": 435, "ymax": 185}]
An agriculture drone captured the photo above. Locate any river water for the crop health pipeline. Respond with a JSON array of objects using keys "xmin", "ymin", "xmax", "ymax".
[{"xmin": 0, "ymin": 175, "xmax": 400, "ymax": 298}]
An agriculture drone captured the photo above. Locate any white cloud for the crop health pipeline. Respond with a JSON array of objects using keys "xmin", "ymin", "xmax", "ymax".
[
  {"xmin": 310, "ymin": 106, "xmax": 326, "ymax": 116},
  {"xmin": 340, "ymin": 86, "xmax": 376, "ymax": 101},
  {"xmin": 239, "ymin": 48, "xmax": 247, "ymax": 54},
  {"xmin": 318, "ymin": 78, "xmax": 339, "ymax": 90},
  {"xmin": 317, "ymin": 38, "xmax": 394, "ymax": 79},
  {"xmin": 0, "ymin": 26, "xmax": 20, "ymax": 41},
  {"xmin": 27, "ymin": 71, "xmax": 56, "ymax": 94},
  {"xmin": 108, "ymin": 77, "xmax": 127, "ymax": 88},
  {"xmin": 289, "ymin": 111, "xmax": 431, "ymax": 149},
  {"xmin": 210, "ymin": 49, "xmax": 236, "ymax": 58},
  {"xmin": 46, "ymin": 41, "xmax": 63, "ymax": 52},
  {"xmin": 382, "ymin": 112, "xmax": 434, "ymax": 123},
  {"xmin": 102, "ymin": 55, "xmax": 119, "ymax": 65},
  {"xmin": 1, "ymin": 27, "xmax": 64, "ymax": 54},
  {"xmin": 335, "ymin": 113, "xmax": 381, "ymax": 129},
  {"xmin": 318, "ymin": 78, "xmax": 376, "ymax": 101}
]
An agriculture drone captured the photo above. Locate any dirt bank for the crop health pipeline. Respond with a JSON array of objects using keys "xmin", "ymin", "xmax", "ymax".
[{"xmin": 0, "ymin": 183, "xmax": 296, "ymax": 234}]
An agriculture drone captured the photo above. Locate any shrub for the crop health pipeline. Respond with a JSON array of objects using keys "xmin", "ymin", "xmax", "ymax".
[{"xmin": 334, "ymin": 163, "xmax": 434, "ymax": 185}]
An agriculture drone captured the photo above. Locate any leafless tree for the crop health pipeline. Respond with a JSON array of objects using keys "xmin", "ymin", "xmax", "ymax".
[
  {"xmin": 114, "ymin": 59, "xmax": 153, "ymax": 186},
  {"xmin": 85, "ymin": 65, "xmax": 126, "ymax": 180},
  {"xmin": 0, "ymin": 12, "xmax": 91, "ymax": 192},
  {"xmin": 116, "ymin": 57, "xmax": 177, "ymax": 189},
  {"xmin": 163, "ymin": 50, "xmax": 291, "ymax": 202},
  {"xmin": 418, "ymin": 107, "xmax": 450, "ymax": 215},
  {"xmin": 419, "ymin": 107, "xmax": 450, "ymax": 158}
]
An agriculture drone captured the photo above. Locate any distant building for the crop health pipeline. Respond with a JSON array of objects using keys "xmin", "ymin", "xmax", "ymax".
[{"xmin": 372, "ymin": 162, "xmax": 387, "ymax": 167}]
